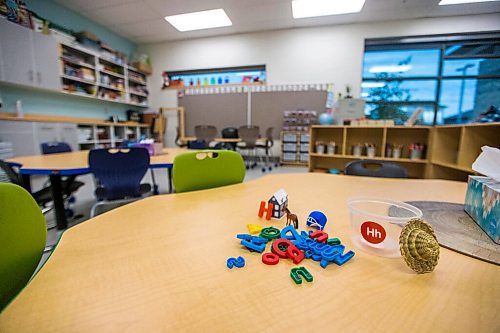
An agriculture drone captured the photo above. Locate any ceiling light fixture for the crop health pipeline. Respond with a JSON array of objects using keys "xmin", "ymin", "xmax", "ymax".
[
  {"xmin": 292, "ymin": 0, "xmax": 366, "ymax": 19},
  {"xmin": 439, "ymin": 0, "xmax": 500, "ymax": 5},
  {"xmin": 369, "ymin": 65, "xmax": 412, "ymax": 73},
  {"xmin": 165, "ymin": 9, "xmax": 232, "ymax": 32}
]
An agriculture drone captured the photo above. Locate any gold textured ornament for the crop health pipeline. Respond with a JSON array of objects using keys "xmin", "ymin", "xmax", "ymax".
[{"xmin": 399, "ymin": 218, "xmax": 439, "ymax": 274}]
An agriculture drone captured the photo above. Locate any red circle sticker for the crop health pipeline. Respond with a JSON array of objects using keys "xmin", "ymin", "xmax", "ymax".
[{"xmin": 361, "ymin": 221, "xmax": 386, "ymax": 244}]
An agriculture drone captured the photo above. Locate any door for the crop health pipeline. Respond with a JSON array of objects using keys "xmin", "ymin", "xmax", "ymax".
[
  {"xmin": 57, "ymin": 123, "xmax": 79, "ymax": 151},
  {"xmin": 32, "ymin": 32, "xmax": 61, "ymax": 90},
  {"xmin": 0, "ymin": 19, "xmax": 35, "ymax": 86}
]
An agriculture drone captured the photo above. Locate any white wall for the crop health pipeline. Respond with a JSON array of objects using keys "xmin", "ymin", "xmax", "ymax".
[{"xmin": 139, "ymin": 13, "xmax": 500, "ymax": 146}]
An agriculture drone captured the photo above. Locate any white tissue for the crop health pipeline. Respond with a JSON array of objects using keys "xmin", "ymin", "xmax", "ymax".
[{"xmin": 472, "ymin": 146, "xmax": 500, "ymax": 182}]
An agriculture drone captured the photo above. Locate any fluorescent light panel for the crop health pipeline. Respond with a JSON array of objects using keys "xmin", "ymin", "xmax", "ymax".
[
  {"xmin": 292, "ymin": 0, "xmax": 366, "ymax": 19},
  {"xmin": 439, "ymin": 0, "xmax": 500, "ymax": 5},
  {"xmin": 165, "ymin": 9, "xmax": 232, "ymax": 32}
]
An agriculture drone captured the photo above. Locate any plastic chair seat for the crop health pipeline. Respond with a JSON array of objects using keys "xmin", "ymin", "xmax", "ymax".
[{"xmin": 344, "ymin": 160, "xmax": 408, "ymax": 178}]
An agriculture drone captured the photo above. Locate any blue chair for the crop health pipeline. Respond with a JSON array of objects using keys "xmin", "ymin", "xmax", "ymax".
[
  {"xmin": 88, "ymin": 148, "xmax": 152, "ymax": 217},
  {"xmin": 41, "ymin": 142, "xmax": 72, "ymax": 154},
  {"xmin": 344, "ymin": 160, "xmax": 408, "ymax": 178}
]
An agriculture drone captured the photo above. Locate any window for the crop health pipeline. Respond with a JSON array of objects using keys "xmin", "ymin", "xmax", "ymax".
[{"xmin": 362, "ymin": 33, "xmax": 500, "ymax": 125}]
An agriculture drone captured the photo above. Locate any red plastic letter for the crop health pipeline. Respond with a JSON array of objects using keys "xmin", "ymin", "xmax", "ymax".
[
  {"xmin": 262, "ymin": 252, "xmax": 280, "ymax": 265},
  {"xmin": 272, "ymin": 238, "xmax": 293, "ymax": 258},
  {"xmin": 286, "ymin": 246, "xmax": 305, "ymax": 264},
  {"xmin": 258, "ymin": 201, "xmax": 274, "ymax": 220},
  {"xmin": 309, "ymin": 230, "xmax": 328, "ymax": 243}
]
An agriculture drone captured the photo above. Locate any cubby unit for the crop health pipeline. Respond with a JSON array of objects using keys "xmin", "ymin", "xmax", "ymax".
[
  {"xmin": 457, "ymin": 124, "xmax": 499, "ymax": 170},
  {"xmin": 430, "ymin": 126, "xmax": 461, "ymax": 166},
  {"xmin": 280, "ymin": 131, "xmax": 308, "ymax": 165},
  {"xmin": 345, "ymin": 127, "xmax": 385, "ymax": 158},
  {"xmin": 309, "ymin": 123, "xmax": 499, "ymax": 181}
]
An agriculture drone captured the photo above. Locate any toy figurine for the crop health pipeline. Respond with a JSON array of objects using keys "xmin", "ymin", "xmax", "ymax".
[
  {"xmin": 306, "ymin": 211, "xmax": 327, "ymax": 230},
  {"xmin": 268, "ymin": 189, "xmax": 288, "ymax": 219},
  {"xmin": 283, "ymin": 207, "xmax": 299, "ymax": 229}
]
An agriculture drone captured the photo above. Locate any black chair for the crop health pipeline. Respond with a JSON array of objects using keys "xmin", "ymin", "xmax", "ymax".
[
  {"xmin": 344, "ymin": 160, "xmax": 408, "ymax": 178},
  {"xmin": 220, "ymin": 127, "xmax": 239, "ymax": 150},
  {"xmin": 0, "ymin": 159, "xmax": 81, "ymax": 215},
  {"xmin": 40, "ymin": 142, "xmax": 85, "ymax": 218}
]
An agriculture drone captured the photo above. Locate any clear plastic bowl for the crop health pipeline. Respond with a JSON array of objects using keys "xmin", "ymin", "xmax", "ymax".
[{"xmin": 347, "ymin": 198, "xmax": 423, "ymax": 258}]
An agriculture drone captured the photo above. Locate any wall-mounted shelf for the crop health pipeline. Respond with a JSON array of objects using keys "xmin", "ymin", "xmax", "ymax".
[{"xmin": 59, "ymin": 43, "xmax": 149, "ymax": 108}]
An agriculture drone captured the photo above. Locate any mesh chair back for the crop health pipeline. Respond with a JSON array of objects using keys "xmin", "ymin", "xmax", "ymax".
[
  {"xmin": 0, "ymin": 160, "xmax": 23, "ymax": 186},
  {"xmin": 41, "ymin": 142, "xmax": 72, "ymax": 154},
  {"xmin": 344, "ymin": 160, "xmax": 408, "ymax": 178},
  {"xmin": 194, "ymin": 125, "xmax": 217, "ymax": 143},
  {"xmin": 173, "ymin": 150, "xmax": 245, "ymax": 193},
  {"xmin": 0, "ymin": 183, "xmax": 46, "ymax": 311},
  {"xmin": 238, "ymin": 126, "xmax": 260, "ymax": 149},
  {"xmin": 89, "ymin": 148, "xmax": 150, "ymax": 200}
]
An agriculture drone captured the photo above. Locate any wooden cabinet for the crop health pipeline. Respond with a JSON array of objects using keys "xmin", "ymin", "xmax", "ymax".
[
  {"xmin": 0, "ymin": 19, "xmax": 61, "ymax": 90},
  {"xmin": 308, "ymin": 123, "xmax": 500, "ymax": 181},
  {"xmin": 308, "ymin": 125, "xmax": 431, "ymax": 178},
  {"xmin": 428, "ymin": 123, "xmax": 500, "ymax": 181}
]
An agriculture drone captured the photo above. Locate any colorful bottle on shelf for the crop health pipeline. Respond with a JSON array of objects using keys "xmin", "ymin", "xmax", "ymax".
[
  {"xmin": 217, "ymin": 77, "xmax": 223, "ymax": 84},
  {"xmin": 210, "ymin": 77, "xmax": 216, "ymax": 85},
  {"xmin": 203, "ymin": 78, "xmax": 208, "ymax": 85},
  {"xmin": 224, "ymin": 76, "xmax": 230, "ymax": 84}
]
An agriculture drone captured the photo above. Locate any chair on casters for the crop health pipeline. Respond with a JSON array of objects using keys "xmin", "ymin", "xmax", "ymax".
[
  {"xmin": 256, "ymin": 127, "xmax": 276, "ymax": 172},
  {"xmin": 40, "ymin": 142, "xmax": 84, "ymax": 219},
  {"xmin": 344, "ymin": 160, "xmax": 408, "ymax": 178},
  {"xmin": 237, "ymin": 125, "xmax": 263, "ymax": 169},
  {"xmin": 193, "ymin": 125, "xmax": 217, "ymax": 149},
  {"xmin": 0, "ymin": 183, "xmax": 47, "ymax": 312},
  {"xmin": 0, "ymin": 159, "xmax": 80, "ymax": 216},
  {"xmin": 88, "ymin": 148, "xmax": 152, "ymax": 217},
  {"xmin": 173, "ymin": 150, "xmax": 245, "ymax": 193}
]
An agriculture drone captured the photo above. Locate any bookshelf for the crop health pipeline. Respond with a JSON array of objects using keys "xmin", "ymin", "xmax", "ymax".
[{"xmin": 59, "ymin": 43, "xmax": 149, "ymax": 107}]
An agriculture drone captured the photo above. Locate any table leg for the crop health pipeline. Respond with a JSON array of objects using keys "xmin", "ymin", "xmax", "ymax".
[
  {"xmin": 21, "ymin": 174, "xmax": 32, "ymax": 193},
  {"xmin": 168, "ymin": 168, "xmax": 173, "ymax": 193},
  {"xmin": 150, "ymin": 169, "xmax": 159, "ymax": 195},
  {"xmin": 50, "ymin": 174, "xmax": 67, "ymax": 230}
]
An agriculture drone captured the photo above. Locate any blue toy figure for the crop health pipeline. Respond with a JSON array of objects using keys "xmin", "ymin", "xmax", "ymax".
[{"xmin": 306, "ymin": 211, "xmax": 328, "ymax": 231}]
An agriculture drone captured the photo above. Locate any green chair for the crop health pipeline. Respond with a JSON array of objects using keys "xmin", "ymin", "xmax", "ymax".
[
  {"xmin": 173, "ymin": 150, "xmax": 245, "ymax": 193},
  {"xmin": 0, "ymin": 183, "xmax": 47, "ymax": 312}
]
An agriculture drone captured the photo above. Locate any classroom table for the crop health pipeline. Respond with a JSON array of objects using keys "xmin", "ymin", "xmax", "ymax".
[
  {"xmin": 0, "ymin": 174, "xmax": 498, "ymax": 332},
  {"xmin": 7, "ymin": 148, "xmax": 188, "ymax": 230}
]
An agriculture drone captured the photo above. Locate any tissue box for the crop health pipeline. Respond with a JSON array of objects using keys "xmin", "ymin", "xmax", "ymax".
[
  {"xmin": 464, "ymin": 176, "xmax": 500, "ymax": 244},
  {"xmin": 130, "ymin": 143, "xmax": 163, "ymax": 156}
]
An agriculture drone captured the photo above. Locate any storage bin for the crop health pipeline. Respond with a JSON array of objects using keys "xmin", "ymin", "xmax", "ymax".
[
  {"xmin": 300, "ymin": 143, "xmax": 309, "ymax": 152},
  {"xmin": 347, "ymin": 198, "xmax": 423, "ymax": 257},
  {"xmin": 300, "ymin": 134, "xmax": 310, "ymax": 143},
  {"xmin": 282, "ymin": 153, "xmax": 297, "ymax": 161},
  {"xmin": 299, "ymin": 153, "xmax": 309, "ymax": 162},
  {"xmin": 283, "ymin": 132, "xmax": 298, "ymax": 142},
  {"xmin": 283, "ymin": 143, "xmax": 297, "ymax": 152}
]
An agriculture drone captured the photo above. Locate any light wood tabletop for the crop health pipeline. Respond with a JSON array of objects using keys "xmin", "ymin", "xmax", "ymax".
[
  {"xmin": 7, "ymin": 147, "xmax": 189, "ymax": 175},
  {"xmin": 0, "ymin": 174, "xmax": 498, "ymax": 332}
]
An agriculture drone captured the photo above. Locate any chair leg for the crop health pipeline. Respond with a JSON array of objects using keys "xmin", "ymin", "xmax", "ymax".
[{"xmin": 90, "ymin": 202, "xmax": 104, "ymax": 218}]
